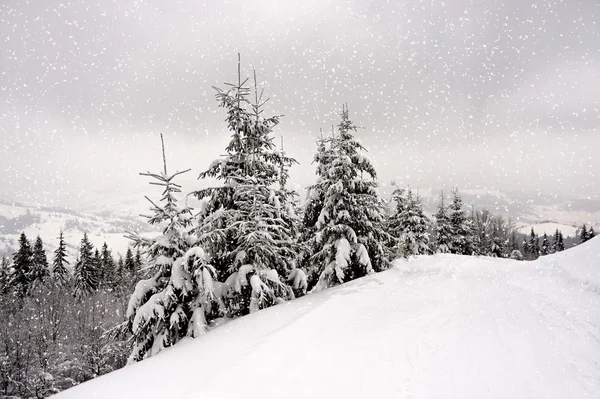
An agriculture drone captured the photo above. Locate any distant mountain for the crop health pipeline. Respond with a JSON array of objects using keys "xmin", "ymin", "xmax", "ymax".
[{"xmin": 0, "ymin": 199, "xmax": 155, "ymax": 261}]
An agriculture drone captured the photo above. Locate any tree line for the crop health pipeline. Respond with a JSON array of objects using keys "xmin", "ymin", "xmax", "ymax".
[{"xmin": 0, "ymin": 233, "xmax": 142, "ymax": 397}]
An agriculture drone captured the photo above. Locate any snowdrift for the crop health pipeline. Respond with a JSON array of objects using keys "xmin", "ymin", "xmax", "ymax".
[{"xmin": 54, "ymin": 237, "xmax": 600, "ymax": 398}]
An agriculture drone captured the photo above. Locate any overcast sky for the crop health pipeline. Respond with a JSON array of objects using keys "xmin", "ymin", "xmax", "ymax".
[{"xmin": 1, "ymin": 0, "xmax": 599, "ymax": 212}]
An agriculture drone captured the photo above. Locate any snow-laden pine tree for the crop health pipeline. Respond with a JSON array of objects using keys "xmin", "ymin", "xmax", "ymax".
[
  {"xmin": 10, "ymin": 232, "xmax": 33, "ymax": 298},
  {"xmin": 448, "ymin": 188, "xmax": 474, "ymax": 255},
  {"xmin": 52, "ymin": 230, "xmax": 70, "ymax": 283},
  {"xmin": 74, "ymin": 233, "xmax": 99, "ymax": 298},
  {"xmin": 125, "ymin": 135, "xmax": 220, "ymax": 363},
  {"xmin": 30, "ymin": 236, "xmax": 50, "ymax": 287},
  {"xmin": 433, "ymin": 191, "xmax": 453, "ymax": 253},
  {"xmin": 388, "ymin": 187, "xmax": 432, "ymax": 257},
  {"xmin": 193, "ymin": 62, "xmax": 303, "ymax": 314},
  {"xmin": 305, "ymin": 105, "xmax": 389, "ymax": 292}
]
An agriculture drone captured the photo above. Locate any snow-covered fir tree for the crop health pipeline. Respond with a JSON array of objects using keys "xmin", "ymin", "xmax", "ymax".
[
  {"xmin": 448, "ymin": 188, "xmax": 474, "ymax": 255},
  {"xmin": 30, "ymin": 236, "xmax": 50, "ymax": 287},
  {"xmin": 52, "ymin": 230, "xmax": 70, "ymax": 283},
  {"xmin": 299, "ymin": 133, "xmax": 337, "ymax": 284},
  {"xmin": 302, "ymin": 105, "xmax": 389, "ymax": 292},
  {"xmin": 388, "ymin": 187, "xmax": 432, "ymax": 257},
  {"xmin": 74, "ymin": 233, "xmax": 99, "ymax": 298},
  {"xmin": 126, "ymin": 135, "xmax": 220, "ymax": 363},
  {"xmin": 433, "ymin": 191, "xmax": 453, "ymax": 253},
  {"xmin": 193, "ymin": 62, "xmax": 304, "ymax": 314},
  {"xmin": 10, "ymin": 232, "xmax": 33, "ymax": 298}
]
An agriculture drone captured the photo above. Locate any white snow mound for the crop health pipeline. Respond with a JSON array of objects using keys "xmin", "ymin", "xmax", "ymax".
[{"xmin": 54, "ymin": 237, "xmax": 600, "ymax": 399}]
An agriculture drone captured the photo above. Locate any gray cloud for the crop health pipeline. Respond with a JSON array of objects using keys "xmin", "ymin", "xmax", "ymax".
[{"xmin": 1, "ymin": 0, "xmax": 599, "ymax": 211}]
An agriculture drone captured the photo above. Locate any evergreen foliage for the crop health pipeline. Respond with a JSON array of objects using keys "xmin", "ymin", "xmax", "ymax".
[
  {"xmin": 433, "ymin": 191, "xmax": 453, "ymax": 253},
  {"xmin": 52, "ymin": 230, "xmax": 70, "ymax": 283},
  {"xmin": 193, "ymin": 60, "xmax": 303, "ymax": 313},
  {"xmin": 448, "ymin": 188, "xmax": 474, "ymax": 255},
  {"xmin": 304, "ymin": 105, "xmax": 389, "ymax": 292},
  {"xmin": 125, "ymin": 135, "xmax": 219, "ymax": 363},
  {"xmin": 10, "ymin": 232, "xmax": 33, "ymax": 298},
  {"xmin": 388, "ymin": 187, "xmax": 431, "ymax": 257},
  {"xmin": 30, "ymin": 235, "xmax": 50, "ymax": 287},
  {"xmin": 74, "ymin": 233, "xmax": 99, "ymax": 298}
]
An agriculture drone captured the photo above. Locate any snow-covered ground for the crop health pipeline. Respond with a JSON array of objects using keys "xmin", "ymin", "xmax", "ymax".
[{"xmin": 55, "ymin": 238, "xmax": 600, "ymax": 398}]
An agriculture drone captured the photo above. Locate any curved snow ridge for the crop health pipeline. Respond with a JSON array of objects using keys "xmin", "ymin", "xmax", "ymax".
[
  {"xmin": 538, "ymin": 236, "xmax": 600, "ymax": 293},
  {"xmin": 54, "ymin": 241, "xmax": 600, "ymax": 399}
]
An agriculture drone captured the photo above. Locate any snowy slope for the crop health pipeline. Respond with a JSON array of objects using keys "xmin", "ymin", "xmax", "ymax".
[{"xmin": 54, "ymin": 238, "xmax": 600, "ymax": 399}]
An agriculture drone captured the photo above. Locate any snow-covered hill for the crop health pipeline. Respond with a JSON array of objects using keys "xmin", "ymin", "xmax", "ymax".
[
  {"xmin": 54, "ymin": 237, "xmax": 600, "ymax": 399},
  {"xmin": 517, "ymin": 222, "xmax": 579, "ymax": 237},
  {"xmin": 0, "ymin": 200, "xmax": 153, "ymax": 260}
]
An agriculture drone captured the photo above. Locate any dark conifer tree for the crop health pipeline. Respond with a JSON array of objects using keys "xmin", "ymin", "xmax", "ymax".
[
  {"xmin": 0, "ymin": 257, "xmax": 10, "ymax": 295},
  {"xmin": 10, "ymin": 232, "xmax": 33, "ymax": 298},
  {"xmin": 52, "ymin": 230, "xmax": 70, "ymax": 283},
  {"xmin": 556, "ymin": 231, "xmax": 565, "ymax": 252},
  {"xmin": 74, "ymin": 233, "xmax": 99, "ymax": 297},
  {"xmin": 580, "ymin": 224, "xmax": 588, "ymax": 243},
  {"xmin": 30, "ymin": 235, "xmax": 50, "ymax": 287},
  {"xmin": 527, "ymin": 228, "xmax": 539, "ymax": 260},
  {"xmin": 540, "ymin": 233, "xmax": 550, "ymax": 256},
  {"xmin": 99, "ymin": 242, "xmax": 116, "ymax": 288},
  {"xmin": 124, "ymin": 248, "xmax": 136, "ymax": 276}
]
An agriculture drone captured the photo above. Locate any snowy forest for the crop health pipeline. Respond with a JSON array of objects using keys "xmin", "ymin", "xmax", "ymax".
[{"xmin": 0, "ymin": 61, "xmax": 597, "ymax": 398}]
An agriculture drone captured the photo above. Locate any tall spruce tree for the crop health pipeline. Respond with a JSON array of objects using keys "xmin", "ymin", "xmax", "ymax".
[
  {"xmin": 448, "ymin": 188, "xmax": 474, "ymax": 255},
  {"xmin": 590, "ymin": 227, "xmax": 596, "ymax": 240},
  {"xmin": 527, "ymin": 228, "xmax": 539, "ymax": 260},
  {"xmin": 126, "ymin": 135, "xmax": 219, "ymax": 363},
  {"xmin": 433, "ymin": 190, "xmax": 453, "ymax": 253},
  {"xmin": 99, "ymin": 242, "xmax": 116, "ymax": 288},
  {"xmin": 73, "ymin": 233, "xmax": 99, "ymax": 297},
  {"xmin": 580, "ymin": 224, "xmax": 589, "ymax": 243},
  {"xmin": 304, "ymin": 105, "xmax": 389, "ymax": 292},
  {"xmin": 30, "ymin": 235, "xmax": 50, "ymax": 287},
  {"xmin": 52, "ymin": 230, "xmax": 70, "ymax": 282},
  {"xmin": 193, "ymin": 60, "xmax": 303, "ymax": 314},
  {"xmin": 557, "ymin": 231, "xmax": 565, "ymax": 252},
  {"xmin": 124, "ymin": 247, "xmax": 136, "ymax": 276},
  {"xmin": 10, "ymin": 232, "xmax": 33, "ymax": 298}
]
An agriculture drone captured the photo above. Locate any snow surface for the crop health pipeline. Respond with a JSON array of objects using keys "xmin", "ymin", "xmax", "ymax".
[{"xmin": 54, "ymin": 238, "xmax": 600, "ymax": 399}]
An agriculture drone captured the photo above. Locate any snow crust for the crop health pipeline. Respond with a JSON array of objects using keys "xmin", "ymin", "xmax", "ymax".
[{"xmin": 54, "ymin": 237, "xmax": 600, "ymax": 399}]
